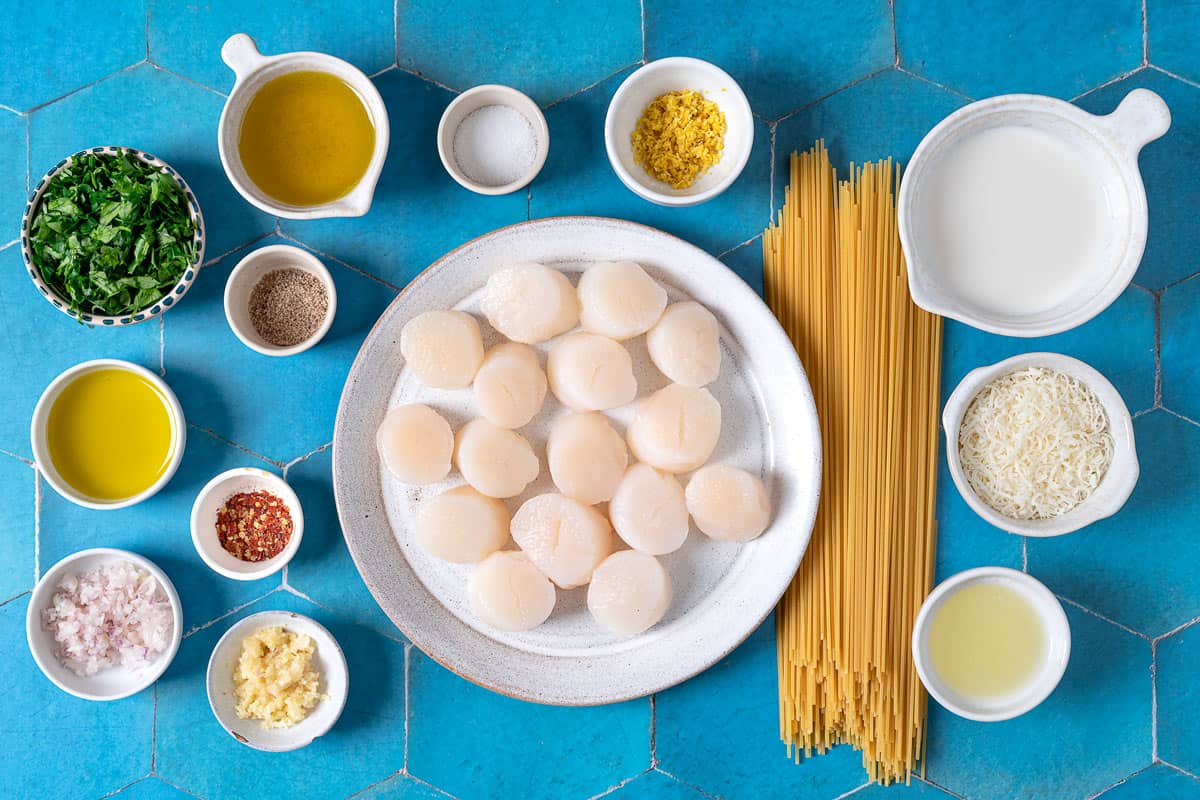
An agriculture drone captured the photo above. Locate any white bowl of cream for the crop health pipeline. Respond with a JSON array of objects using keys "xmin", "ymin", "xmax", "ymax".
[{"xmin": 899, "ymin": 89, "xmax": 1170, "ymax": 337}]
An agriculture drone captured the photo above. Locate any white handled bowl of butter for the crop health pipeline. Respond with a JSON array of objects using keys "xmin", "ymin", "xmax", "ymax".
[{"xmin": 899, "ymin": 89, "xmax": 1170, "ymax": 337}]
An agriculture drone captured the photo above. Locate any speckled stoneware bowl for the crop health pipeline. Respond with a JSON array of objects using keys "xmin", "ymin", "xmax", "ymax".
[
  {"xmin": 333, "ymin": 216, "xmax": 821, "ymax": 705},
  {"xmin": 21, "ymin": 145, "xmax": 205, "ymax": 326}
]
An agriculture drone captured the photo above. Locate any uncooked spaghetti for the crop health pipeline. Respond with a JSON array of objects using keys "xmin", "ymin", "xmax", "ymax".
[{"xmin": 764, "ymin": 142, "xmax": 942, "ymax": 784}]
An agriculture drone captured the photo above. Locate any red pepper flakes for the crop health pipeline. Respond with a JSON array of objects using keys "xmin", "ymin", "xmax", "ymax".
[{"xmin": 216, "ymin": 490, "xmax": 293, "ymax": 562}]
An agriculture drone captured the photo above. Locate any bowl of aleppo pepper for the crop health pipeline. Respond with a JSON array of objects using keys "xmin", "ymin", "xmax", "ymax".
[{"xmin": 21, "ymin": 146, "xmax": 205, "ymax": 325}]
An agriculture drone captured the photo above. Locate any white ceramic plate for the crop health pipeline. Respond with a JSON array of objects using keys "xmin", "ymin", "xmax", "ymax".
[
  {"xmin": 333, "ymin": 216, "xmax": 821, "ymax": 705},
  {"xmin": 206, "ymin": 610, "xmax": 349, "ymax": 751},
  {"xmin": 27, "ymin": 547, "xmax": 183, "ymax": 701}
]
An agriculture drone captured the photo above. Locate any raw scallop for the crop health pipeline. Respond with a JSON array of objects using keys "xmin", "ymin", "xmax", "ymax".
[
  {"xmin": 626, "ymin": 384, "xmax": 722, "ymax": 473},
  {"xmin": 646, "ymin": 301, "xmax": 721, "ymax": 387},
  {"xmin": 468, "ymin": 551, "xmax": 556, "ymax": 632},
  {"xmin": 587, "ymin": 550, "xmax": 672, "ymax": 636},
  {"xmin": 455, "ymin": 418, "xmax": 540, "ymax": 498},
  {"xmin": 376, "ymin": 404, "xmax": 453, "ymax": 484},
  {"xmin": 577, "ymin": 261, "xmax": 668, "ymax": 340},
  {"xmin": 417, "ymin": 485, "xmax": 511, "ymax": 563},
  {"xmin": 473, "ymin": 342, "xmax": 548, "ymax": 429},
  {"xmin": 400, "ymin": 309, "xmax": 485, "ymax": 389},
  {"xmin": 547, "ymin": 332, "xmax": 638, "ymax": 411},
  {"xmin": 546, "ymin": 412, "xmax": 628, "ymax": 504},
  {"xmin": 510, "ymin": 493, "xmax": 614, "ymax": 589},
  {"xmin": 608, "ymin": 463, "xmax": 689, "ymax": 555},
  {"xmin": 480, "ymin": 262, "xmax": 579, "ymax": 344},
  {"xmin": 686, "ymin": 464, "xmax": 771, "ymax": 542}
]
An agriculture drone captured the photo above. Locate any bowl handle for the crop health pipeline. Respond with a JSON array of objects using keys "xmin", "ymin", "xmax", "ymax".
[
  {"xmin": 221, "ymin": 33, "xmax": 267, "ymax": 82},
  {"xmin": 1097, "ymin": 88, "xmax": 1171, "ymax": 155}
]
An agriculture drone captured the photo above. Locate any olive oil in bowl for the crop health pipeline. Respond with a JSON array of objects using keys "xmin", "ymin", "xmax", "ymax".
[
  {"xmin": 44, "ymin": 367, "xmax": 178, "ymax": 503},
  {"xmin": 238, "ymin": 70, "xmax": 376, "ymax": 207}
]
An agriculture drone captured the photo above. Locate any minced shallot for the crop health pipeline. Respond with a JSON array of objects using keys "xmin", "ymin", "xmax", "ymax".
[{"xmin": 42, "ymin": 560, "xmax": 173, "ymax": 677}]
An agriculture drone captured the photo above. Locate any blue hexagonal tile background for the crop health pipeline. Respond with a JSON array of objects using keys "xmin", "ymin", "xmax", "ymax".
[{"xmin": 3, "ymin": 2, "xmax": 1200, "ymax": 798}]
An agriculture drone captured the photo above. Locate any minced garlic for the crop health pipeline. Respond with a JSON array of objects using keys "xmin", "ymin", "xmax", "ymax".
[
  {"xmin": 234, "ymin": 625, "xmax": 326, "ymax": 729},
  {"xmin": 631, "ymin": 90, "xmax": 726, "ymax": 189}
]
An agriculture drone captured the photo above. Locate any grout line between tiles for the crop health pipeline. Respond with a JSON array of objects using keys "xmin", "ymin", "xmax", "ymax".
[
  {"xmin": 543, "ymin": 61, "xmax": 641, "ymax": 111},
  {"xmin": 403, "ymin": 642, "xmax": 412, "ymax": 772},
  {"xmin": 526, "ymin": 186, "xmax": 532, "ymax": 221},
  {"xmin": 151, "ymin": 682, "xmax": 158, "ymax": 773},
  {"xmin": 1151, "ymin": 638, "xmax": 1159, "ymax": 760},
  {"xmin": 394, "ymin": 64, "xmax": 458, "ymax": 94},
  {"xmin": 158, "ymin": 315, "xmax": 166, "ymax": 376},
  {"xmin": 275, "ymin": 231, "xmax": 402, "ymax": 292},
  {"xmin": 768, "ymin": 121, "xmax": 776, "ymax": 212},
  {"xmin": 144, "ymin": 1, "xmax": 151, "ymax": 61},
  {"xmin": 33, "ymin": 468, "xmax": 41, "ymax": 581},
  {"xmin": 833, "ymin": 781, "xmax": 873, "ymax": 800},
  {"xmin": 1021, "ymin": 537, "xmax": 1028, "ymax": 571},
  {"xmin": 1070, "ymin": 65, "xmax": 1146, "ymax": 103},
  {"xmin": 156, "ymin": 776, "xmax": 208, "ymax": 800},
  {"xmin": 96, "ymin": 776, "xmax": 151, "ymax": 800},
  {"xmin": 344, "ymin": 770, "xmax": 405, "ymax": 800},
  {"xmin": 1154, "ymin": 289, "xmax": 1162, "ymax": 406},
  {"xmin": 1154, "ymin": 613, "xmax": 1200, "ymax": 643},
  {"xmin": 0, "ymin": 447, "xmax": 32, "ymax": 465},
  {"xmin": 200, "ymin": 230, "xmax": 274, "ymax": 268},
  {"xmin": 889, "ymin": 0, "xmax": 899, "ymax": 66},
  {"xmin": 24, "ymin": 110, "xmax": 30, "ymax": 197},
  {"xmin": 408, "ymin": 773, "xmax": 462, "ymax": 800},
  {"xmin": 394, "ymin": 0, "xmax": 399, "ymax": 66},
  {"xmin": 1055, "ymin": 593, "xmax": 1150, "ymax": 640},
  {"xmin": 774, "ymin": 65, "xmax": 891, "ymax": 125},
  {"xmin": 652, "ymin": 767, "xmax": 721, "ymax": 800},
  {"xmin": 187, "ymin": 423, "xmax": 285, "ymax": 467},
  {"xmin": 915, "ymin": 776, "xmax": 970, "ymax": 800},
  {"xmin": 893, "ymin": 65, "xmax": 974, "ymax": 102},
  {"xmin": 1083, "ymin": 764, "xmax": 1152, "ymax": 800},
  {"xmin": 1158, "ymin": 406, "xmax": 1200, "ymax": 430},
  {"xmin": 589, "ymin": 768, "xmax": 653, "ymax": 799},
  {"xmin": 25, "ymin": 60, "xmax": 147, "ymax": 114},
  {"xmin": 649, "ymin": 693, "xmax": 658, "ymax": 767},
  {"xmin": 183, "ymin": 586, "xmax": 280, "ymax": 638},
  {"xmin": 1147, "ymin": 64, "xmax": 1200, "ymax": 90},
  {"xmin": 1142, "ymin": 0, "xmax": 1150, "ymax": 66},
  {"xmin": 0, "ymin": 590, "xmax": 31, "ymax": 609},
  {"xmin": 147, "ymin": 62, "xmax": 227, "ymax": 99},
  {"xmin": 1160, "ymin": 760, "xmax": 1200, "ymax": 783},
  {"xmin": 368, "ymin": 64, "xmax": 396, "ymax": 80},
  {"xmin": 639, "ymin": 0, "xmax": 646, "ymax": 62},
  {"xmin": 283, "ymin": 441, "xmax": 333, "ymax": 474},
  {"xmin": 0, "ymin": 102, "xmax": 21, "ymax": 114},
  {"xmin": 717, "ymin": 233, "xmax": 763, "ymax": 260}
]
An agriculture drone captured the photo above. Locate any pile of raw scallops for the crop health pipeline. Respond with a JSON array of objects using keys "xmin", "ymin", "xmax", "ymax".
[{"xmin": 375, "ymin": 261, "xmax": 772, "ymax": 636}]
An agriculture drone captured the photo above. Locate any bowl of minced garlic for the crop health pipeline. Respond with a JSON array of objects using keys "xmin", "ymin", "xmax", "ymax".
[
  {"xmin": 605, "ymin": 57, "xmax": 754, "ymax": 206},
  {"xmin": 207, "ymin": 611, "xmax": 348, "ymax": 751}
]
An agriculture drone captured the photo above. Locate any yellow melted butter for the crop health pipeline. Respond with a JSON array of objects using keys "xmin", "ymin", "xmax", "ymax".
[
  {"xmin": 927, "ymin": 581, "xmax": 1047, "ymax": 699},
  {"xmin": 46, "ymin": 368, "xmax": 174, "ymax": 501},
  {"xmin": 238, "ymin": 70, "xmax": 375, "ymax": 207}
]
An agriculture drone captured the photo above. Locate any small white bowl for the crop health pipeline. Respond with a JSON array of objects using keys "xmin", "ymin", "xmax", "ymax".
[
  {"xmin": 899, "ymin": 89, "xmax": 1170, "ymax": 337},
  {"xmin": 217, "ymin": 33, "xmax": 390, "ymax": 219},
  {"xmin": 943, "ymin": 352, "xmax": 1139, "ymax": 537},
  {"xmin": 604, "ymin": 57, "xmax": 754, "ymax": 207},
  {"xmin": 912, "ymin": 567, "xmax": 1070, "ymax": 722},
  {"xmin": 223, "ymin": 244, "xmax": 337, "ymax": 357},
  {"xmin": 207, "ymin": 610, "xmax": 348, "ymax": 751},
  {"xmin": 436, "ymin": 84, "xmax": 549, "ymax": 195},
  {"xmin": 31, "ymin": 359, "xmax": 187, "ymax": 510},
  {"xmin": 190, "ymin": 467, "xmax": 304, "ymax": 580},
  {"xmin": 27, "ymin": 548, "xmax": 183, "ymax": 701}
]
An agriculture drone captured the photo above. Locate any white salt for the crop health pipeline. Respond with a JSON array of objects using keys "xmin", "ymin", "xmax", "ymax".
[{"xmin": 452, "ymin": 104, "xmax": 538, "ymax": 188}]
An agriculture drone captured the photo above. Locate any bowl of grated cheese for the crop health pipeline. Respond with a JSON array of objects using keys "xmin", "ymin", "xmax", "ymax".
[{"xmin": 943, "ymin": 352, "xmax": 1139, "ymax": 537}]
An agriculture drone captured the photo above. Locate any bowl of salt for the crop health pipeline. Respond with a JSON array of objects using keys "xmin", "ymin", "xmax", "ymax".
[{"xmin": 437, "ymin": 84, "xmax": 549, "ymax": 195}]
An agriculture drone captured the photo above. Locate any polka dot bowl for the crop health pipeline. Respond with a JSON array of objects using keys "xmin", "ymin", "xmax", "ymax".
[{"xmin": 20, "ymin": 145, "xmax": 206, "ymax": 326}]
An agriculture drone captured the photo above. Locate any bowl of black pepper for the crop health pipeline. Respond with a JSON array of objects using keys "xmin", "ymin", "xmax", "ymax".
[
  {"xmin": 223, "ymin": 244, "xmax": 336, "ymax": 356},
  {"xmin": 190, "ymin": 466, "xmax": 304, "ymax": 580}
]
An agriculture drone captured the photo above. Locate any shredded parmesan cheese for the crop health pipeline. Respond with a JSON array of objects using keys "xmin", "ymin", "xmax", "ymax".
[{"xmin": 958, "ymin": 367, "xmax": 1113, "ymax": 520}]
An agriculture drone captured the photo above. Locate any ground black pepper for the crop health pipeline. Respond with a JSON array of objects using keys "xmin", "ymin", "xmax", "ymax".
[{"xmin": 248, "ymin": 268, "xmax": 329, "ymax": 347}]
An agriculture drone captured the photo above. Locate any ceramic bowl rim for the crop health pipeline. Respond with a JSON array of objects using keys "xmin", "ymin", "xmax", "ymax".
[
  {"xmin": 20, "ymin": 145, "xmax": 206, "ymax": 326},
  {"xmin": 604, "ymin": 56, "xmax": 754, "ymax": 207},
  {"xmin": 436, "ymin": 83, "xmax": 550, "ymax": 195},
  {"xmin": 898, "ymin": 91, "xmax": 1168, "ymax": 337},
  {"xmin": 941, "ymin": 352, "xmax": 1139, "ymax": 537},
  {"xmin": 189, "ymin": 467, "xmax": 305, "ymax": 581},
  {"xmin": 30, "ymin": 358, "xmax": 187, "ymax": 510},
  {"xmin": 205, "ymin": 609, "xmax": 348, "ymax": 751},
  {"xmin": 222, "ymin": 243, "xmax": 338, "ymax": 357},
  {"xmin": 26, "ymin": 547, "xmax": 184, "ymax": 701},
  {"xmin": 911, "ymin": 566, "xmax": 1071, "ymax": 722}
]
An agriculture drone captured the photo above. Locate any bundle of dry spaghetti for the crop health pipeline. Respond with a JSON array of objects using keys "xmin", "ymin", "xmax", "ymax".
[{"xmin": 764, "ymin": 141, "xmax": 942, "ymax": 784}]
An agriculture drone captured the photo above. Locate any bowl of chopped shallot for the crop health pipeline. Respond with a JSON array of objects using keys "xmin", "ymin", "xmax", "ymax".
[{"xmin": 26, "ymin": 547, "xmax": 182, "ymax": 701}]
